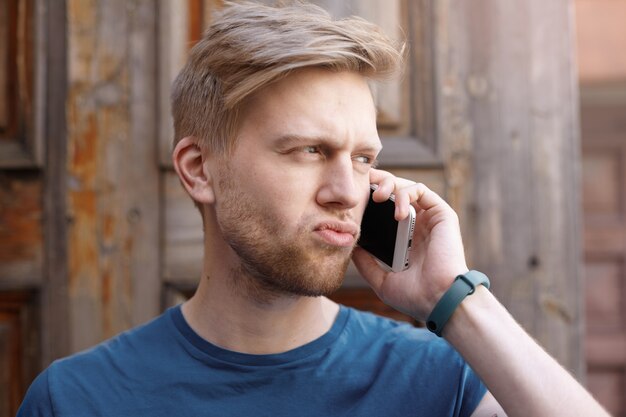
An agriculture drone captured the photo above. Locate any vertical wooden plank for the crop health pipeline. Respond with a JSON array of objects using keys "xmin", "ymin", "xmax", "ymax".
[
  {"xmin": 0, "ymin": 0, "xmax": 44, "ymax": 167},
  {"xmin": 157, "ymin": 0, "xmax": 189, "ymax": 166},
  {"xmin": 66, "ymin": 0, "xmax": 160, "ymax": 352},
  {"xmin": 188, "ymin": 0, "xmax": 203, "ymax": 46},
  {"xmin": 407, "ymin": 0, "xmax": 437, "ymax": 153},
  {"xmin": 42, "ymin": 0, "xmax": 70, "ymax": 365},
  {"xmin": 0, "ymin": 0, "xmax": 8, "ymax": 131},
  {"xmin": 66, "ymin": 0, "xmax": 104, "ymax": 352},
  {"xmin": 435, "ymin": 0, "xmax": 583, "ymax": 376},
  {"xmin": 128, "ymin": 0, "xmax": 160, "ymax": 325}
]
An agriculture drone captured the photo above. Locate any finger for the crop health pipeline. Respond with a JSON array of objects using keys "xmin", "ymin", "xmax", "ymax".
[
  {"xmin": 394, "ymin": 183, "xmax": 451, "ymax": 221},
  {"xmin": 369, "ymin": 169, "xmax": 395, "ymax": 202},
  {"xmin": 368, "ymin": 168, "xmax": 391, "ymax": 184},
  {"xmin": 369, "ymin": 169, "xmax": 419, "ymax": 207}
]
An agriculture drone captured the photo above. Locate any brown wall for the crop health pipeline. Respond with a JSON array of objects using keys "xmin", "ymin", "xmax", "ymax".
[
  {"xmin": 1, "ymin": 0, "xmax": 610, "ymax": 414},
  {"xmin": 576, "ymin": 0, "xmax": 626, "ymax": 415}
]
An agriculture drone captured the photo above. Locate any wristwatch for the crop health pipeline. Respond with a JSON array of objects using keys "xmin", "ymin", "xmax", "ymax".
[{"xmin": 426, "ymin": 270, "xmax": 490, "ymax": 337}]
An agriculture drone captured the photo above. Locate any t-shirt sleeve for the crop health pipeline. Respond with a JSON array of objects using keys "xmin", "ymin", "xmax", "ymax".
[
  {"xmin": 455, "ymin": 361, "xmax": 488, "ymax": 417},
  {"xmin": 17, "ymin": 368, "xmax": 55, "ymax": 417}
]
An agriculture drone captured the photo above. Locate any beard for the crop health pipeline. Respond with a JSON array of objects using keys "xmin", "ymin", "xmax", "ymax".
[{"xmin": 215, "ymin": 166, "xmax": 355, "ymax": 301}]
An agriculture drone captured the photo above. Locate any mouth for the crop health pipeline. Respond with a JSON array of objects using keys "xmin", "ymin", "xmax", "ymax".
[{"xmin": 313, "ymin": 221, "xmax": 359, "ymax": 248}]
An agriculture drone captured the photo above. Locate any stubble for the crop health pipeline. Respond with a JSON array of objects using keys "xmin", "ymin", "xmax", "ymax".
[{"xmin": 215, "ymin": 165, "xmax": 354, "ymax": 303}]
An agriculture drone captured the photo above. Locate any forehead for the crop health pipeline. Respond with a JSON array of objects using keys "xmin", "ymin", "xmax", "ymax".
[{"xmin": 236, "ymin": 69, "xmax": 380, "ymax": 149}]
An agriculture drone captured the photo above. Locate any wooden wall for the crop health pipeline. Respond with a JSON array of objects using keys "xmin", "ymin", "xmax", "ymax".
[
  {"xmin": 64, "ymin": 0, "xmax": 160, "ymax": 351},
  {"xmin": 435, "ymin": 0, "xmax": 583, "ymax": 376},
  {"xmin": 0, "ymin": 0, "xmax": 593, "ymax": 413},
  {"xmin": 0, "ymin": 0, "xmax": 52, "ymax": 414}
]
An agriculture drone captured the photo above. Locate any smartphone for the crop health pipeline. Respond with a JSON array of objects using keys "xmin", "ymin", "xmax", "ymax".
[{"xmin": 358, "ymin": 184, "xmax": 416, "ymax": 272}]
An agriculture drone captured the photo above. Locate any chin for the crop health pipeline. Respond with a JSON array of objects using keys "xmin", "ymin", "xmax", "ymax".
[{"xmin": 242, "ymin": 250, "xmax": 351, "ymax": 299}]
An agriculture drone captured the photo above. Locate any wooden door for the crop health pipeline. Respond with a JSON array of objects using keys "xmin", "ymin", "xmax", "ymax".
[
  {"xmin": 0, "ymin": 0, "xmax": 55, "ymax": 415},
  {"xmin": 581, "ymin": 85, "xmax": 626, "ymax": 417},
  {"xmin": 2, "ymin": 2, "xmax": 586, "ymax": 413}
]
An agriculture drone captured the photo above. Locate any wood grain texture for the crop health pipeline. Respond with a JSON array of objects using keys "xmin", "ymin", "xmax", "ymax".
[
  {"xmin": 0, "ymin": 1, "xmax": 8, "ymax": 131},
  {"xmin": 0, "ymin": 0, "xmax": 44, "ymax": 168},
  {"xmin": 435, "ymin": 0, "xmax": 584, "ymax": 376},
  {"xmin": 40, "ymin": 0, "xmax": 70, "ymax": 366},
  {"xmin": 66, "ymin": 0, "xmax": 159, "ymax": 352},
  {"xmin": 0, "ymin": 291, "xmax": 39, "ymax": 417},
  {"xmin": 158, "ymin": 0, "xmax": 440, "ymax": 168},
  {"xmin": 0, "ymin": 173, "xmax": 43, "ymax": 289}
]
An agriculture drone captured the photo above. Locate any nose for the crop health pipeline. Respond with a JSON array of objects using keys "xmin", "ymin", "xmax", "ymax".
[{"xmin": 316, "ymin": 156, "xmax": 362, "ymax": 209}]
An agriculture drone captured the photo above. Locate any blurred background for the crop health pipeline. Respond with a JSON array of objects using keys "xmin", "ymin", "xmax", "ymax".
[{"xmin": 0, "ymin": 0, "xmax": 625, "ymax": 415}]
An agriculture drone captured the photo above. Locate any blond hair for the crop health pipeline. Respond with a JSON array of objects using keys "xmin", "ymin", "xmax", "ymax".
[{"xmin": 171, "ymin": 1, "xmax": 404, "ymax": 155}]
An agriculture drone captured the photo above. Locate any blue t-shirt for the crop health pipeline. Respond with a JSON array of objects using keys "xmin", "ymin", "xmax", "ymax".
[{"xmin": 19, "ymin": 305, "xmax": 486, "ymax": 416}]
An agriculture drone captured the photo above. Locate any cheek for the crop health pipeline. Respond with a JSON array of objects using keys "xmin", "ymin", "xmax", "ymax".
[
  {"xmin": 239, "ymin": 175, "xmax": 314, "ymax": 227},
  {"xmin": 355, "ymin": 195, "xmax": 369, "ymax": 224}
]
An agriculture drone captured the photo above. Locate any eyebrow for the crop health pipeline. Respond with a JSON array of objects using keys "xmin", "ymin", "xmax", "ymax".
[{"xmin": 273, "ymin": 134, "xmax": 382, "ymax": 154}]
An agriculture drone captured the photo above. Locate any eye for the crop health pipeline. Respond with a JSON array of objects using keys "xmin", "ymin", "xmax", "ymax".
[
  {"xmin": 353, "ymin": 155, "xmax": 378, "ymax": 166},
  {"xmin": 302, "ymin": 145, "xmax": 321, "ymax": 154}
]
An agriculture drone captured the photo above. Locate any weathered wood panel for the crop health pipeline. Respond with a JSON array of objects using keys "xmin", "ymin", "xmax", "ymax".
[
  {"xmin": 0, "ymin": 0, "xmax": 9, "ymax": 131},
  {"xmin": 0, "ymin": 0, "xmax": 45, "ymax": 168},
  {"xmin": 435, "ymin": 0, "xmax": 583, "ymax": 376},
  {"xmin": 159, "ymin": 0, "xmax": 441, "ymax": 167},
  {"xmin": 40, "ymin": 0, "xmax": 70, "ymax": 366},
  {"xmin": 0, "ymin": 174, "xmax": 42, "ymax": 289},
  {"xmin": 0, "ymin": 291, "xmax": 39, "ymax": 417},
  {"xmin": 66, "ymin": 0, "xmax": 159, "ymax": 352}
]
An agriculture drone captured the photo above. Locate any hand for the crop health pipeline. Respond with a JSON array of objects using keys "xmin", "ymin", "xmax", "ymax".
[{"xmin": 352, "ymin": 169, "xmax": 469, "ymax": 321}]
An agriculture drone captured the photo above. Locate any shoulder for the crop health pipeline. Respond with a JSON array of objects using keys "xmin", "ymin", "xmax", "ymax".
[
  {"xmin": 343, "ymin": 306, "xmax": 451, "ymax": 354},
  {"xmin": 342, "ymin": 306, "xmax": 478, "ymax": 383},
  {"xmin": 18, "ymin": 368, "xmax": 54, "ymax": 417},
  {"xmin": 32, "ymin": 309, "xmax": 178, "ymax": 415},
  {"xmin": 52, "ymin": 308, "xmax": 173, "ymax": 376},
  {"xmin": 342, "ymin": 307, "xmax": 487, "ymax": 416}
]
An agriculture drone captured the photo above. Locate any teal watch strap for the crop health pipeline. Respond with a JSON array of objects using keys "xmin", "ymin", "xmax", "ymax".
[{"xmin": 426, "ymin": 270, "xmax": 490, "ymax": 337}]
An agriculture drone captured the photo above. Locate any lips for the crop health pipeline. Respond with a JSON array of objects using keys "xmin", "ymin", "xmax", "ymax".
[{"xmin": 313, "ymin": 221, "xmax": 359, "ymax": 247}]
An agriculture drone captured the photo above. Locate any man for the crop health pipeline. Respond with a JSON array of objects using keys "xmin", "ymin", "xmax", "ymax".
[{"xmin": 19, "ymin": 2, "xmax": 607, "ymax": 416}]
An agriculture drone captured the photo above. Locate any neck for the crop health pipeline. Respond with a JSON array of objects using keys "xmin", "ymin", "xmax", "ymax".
[{"xmin": 181, "ymin": 264, "xmax": 340, "ymax": 355}]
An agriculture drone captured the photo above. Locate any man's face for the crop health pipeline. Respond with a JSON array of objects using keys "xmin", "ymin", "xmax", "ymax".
[{"xmin": 213, "ymin": 69, "xmax": 381, "ymax": 298}]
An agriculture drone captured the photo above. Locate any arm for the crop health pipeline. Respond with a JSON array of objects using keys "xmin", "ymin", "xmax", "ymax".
[
  {"xmin": 447, "ymin": 285, "xmax": 605, "ymax": 416},
  {"xmin": 352, "ymin": 169, "xmax": 609, "ymax": 417}
]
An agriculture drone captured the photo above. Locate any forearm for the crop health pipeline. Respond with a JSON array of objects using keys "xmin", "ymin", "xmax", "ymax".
[{"xmin": 444, "ymin": 285, "xmax": 608, "ymax": 417}]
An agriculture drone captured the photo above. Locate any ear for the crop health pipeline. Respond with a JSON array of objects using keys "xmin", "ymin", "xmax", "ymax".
[{"xmin": 172, "ymin": 137, "xmax": 216, "ymax": 204}]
